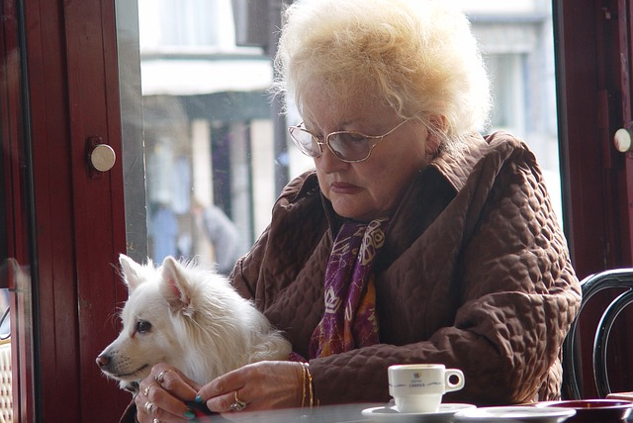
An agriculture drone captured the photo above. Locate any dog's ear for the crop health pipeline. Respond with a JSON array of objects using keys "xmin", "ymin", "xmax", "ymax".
[
  {"xmin": 160, "ymin": 256, "xmax": 193, "ymax": 314},
  {"xmin": 119, "ymin": 254, "xmax": 146, "ymax": 294}
]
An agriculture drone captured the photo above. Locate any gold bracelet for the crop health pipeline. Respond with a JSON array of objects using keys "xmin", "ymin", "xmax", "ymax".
[
  {"xmin": 304, "ymin": 362, "xmax": 314, "ymax": 409},
  {"xmin": 300, "ymin": 362, "xmax": 307, "ymax": 408}
]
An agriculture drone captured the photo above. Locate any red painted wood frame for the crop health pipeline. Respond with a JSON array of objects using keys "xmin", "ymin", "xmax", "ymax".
[
  {"xmin": 1, "ymin": 0, "xmax": 35, "ymax": 421},
  {"xmin": 555, "ymin": 0, "xmax": 633, "ymax": 398},
  {"xmin": 556, "ymin": 0, "xmax": 633, "ymax": 275},
  {"xmin": 6, "ymin": 0, "xmax": 130, "ymax": 421}
]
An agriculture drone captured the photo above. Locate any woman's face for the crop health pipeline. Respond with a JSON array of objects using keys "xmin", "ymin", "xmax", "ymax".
[{"xmin": 302, "ymin": 89, "xmax": 434, "ymax": 222}]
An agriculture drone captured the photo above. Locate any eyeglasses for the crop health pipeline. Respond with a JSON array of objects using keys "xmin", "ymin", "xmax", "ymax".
[{"xmin": 288, "ymin": 116, "xmax": 416, "ymax": 163}]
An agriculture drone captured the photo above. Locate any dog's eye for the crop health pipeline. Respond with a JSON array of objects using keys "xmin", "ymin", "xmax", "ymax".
[{"xmin": 136, "ymin": 320, "xmax": 152, "ymax": 333}]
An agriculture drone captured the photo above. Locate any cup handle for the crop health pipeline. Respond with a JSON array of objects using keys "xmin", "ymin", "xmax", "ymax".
[{"xmin": 444, "ymin": 369, "xmax": 465, "ymax": 392}]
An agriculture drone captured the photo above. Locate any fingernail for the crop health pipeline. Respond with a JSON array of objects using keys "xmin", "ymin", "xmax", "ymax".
[
  {"xmin": 194, "ymin": 395, "xmax": 203, "ymax": 403},
  {"xmin": 184, "ymin": 409, "xmax": 196, "ymax": 420}
]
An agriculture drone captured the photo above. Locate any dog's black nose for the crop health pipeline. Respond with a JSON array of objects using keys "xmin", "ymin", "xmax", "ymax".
[{"xmin": 96, "ymin": 354, "xmax": 110, "ymax": 368}]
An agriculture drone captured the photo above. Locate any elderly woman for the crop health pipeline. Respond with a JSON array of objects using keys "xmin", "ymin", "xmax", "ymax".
[{"xmin": 128, "ymin": 0, "xmax": 581, "ymax": 421}]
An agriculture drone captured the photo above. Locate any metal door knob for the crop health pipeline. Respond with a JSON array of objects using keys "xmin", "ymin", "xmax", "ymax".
[
  {"xmin": 90, "ymin": 143, "xmax": 116, "ymax": 172},
  {"xmin": 614, "ymin": 128, "xmax": 633, "ymax": 153}
]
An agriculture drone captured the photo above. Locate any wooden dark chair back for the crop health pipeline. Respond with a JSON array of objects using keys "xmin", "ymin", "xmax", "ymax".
[{"xmin": 562, "ymin": 268, "xmax": 633, "ymax": 399}]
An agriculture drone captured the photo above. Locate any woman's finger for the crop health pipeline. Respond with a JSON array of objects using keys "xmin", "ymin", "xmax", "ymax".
[
  {"xmin": 151, "ymin": 364, "xmax": 201, "ymax": 395},
  {"xmin": 135, "ymin": 364, "xmax": 200, "ymax": 422}
]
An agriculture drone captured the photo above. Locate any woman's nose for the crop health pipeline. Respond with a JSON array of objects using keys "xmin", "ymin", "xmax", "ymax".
[{"xmin": 315, "ymin": 145, "xmax": 349, "ymax": 172}]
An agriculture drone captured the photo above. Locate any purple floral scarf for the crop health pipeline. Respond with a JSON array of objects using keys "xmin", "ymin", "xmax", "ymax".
[{"xmin": 309, "ymin": 217, "xmax": 389, "ymax": 358}]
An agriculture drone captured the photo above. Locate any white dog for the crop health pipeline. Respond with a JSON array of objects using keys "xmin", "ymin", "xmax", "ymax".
[{"xmin": 96, "ymin": 254, "xmax": 291, "ymax": 393}]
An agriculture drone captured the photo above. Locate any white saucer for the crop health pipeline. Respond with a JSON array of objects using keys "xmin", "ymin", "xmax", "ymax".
[
  {"xmin": 453, "ymin": 406, "xmax": 576, "ymax": 423},
  {"xmin": 362, "ymin": 403, "xmax": 476, "ymax": 423}
]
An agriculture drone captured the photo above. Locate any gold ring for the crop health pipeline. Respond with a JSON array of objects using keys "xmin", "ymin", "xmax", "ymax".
[
  {"xmin": 155, "ymin": 369, "xmax": 170, "ymax": 386},
  {"xmin": 229, "ymin": 391, "xmax": 247, "ymax": 411},
  {"xmin": 143, "ymin": 385, "xmax": 150, "ymax": 397},
  {"xmin": 144, "ymin": 401, "xmax": 155, "ymax": 415}
]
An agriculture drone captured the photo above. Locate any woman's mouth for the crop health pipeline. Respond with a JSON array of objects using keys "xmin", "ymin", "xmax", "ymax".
[{"xmin": 330, "ymin": 182, "xmax": 362, "ymax": 194}]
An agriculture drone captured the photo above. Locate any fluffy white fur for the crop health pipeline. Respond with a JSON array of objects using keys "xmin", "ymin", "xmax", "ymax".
[{"xmin": 96, "ymin": 254, "xmax": 291, "ymax": 391}]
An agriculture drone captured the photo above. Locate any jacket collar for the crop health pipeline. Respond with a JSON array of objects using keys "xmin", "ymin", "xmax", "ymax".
[
  {"xmin": 303, "ymin": 132, "xmax": 490, "ymax": 238},
  {"xmin": 429, "ymin": 132, "xmax": 489, "ymax": 192}
]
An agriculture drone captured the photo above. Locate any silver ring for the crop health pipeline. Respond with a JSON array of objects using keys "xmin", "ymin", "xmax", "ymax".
[
  {"xmin": 155, "ymin": 369, "xmax": 170, "ymax": 386},
  {"xmin": 229, "ymin": 391, "xmax": 247, "ymax": 411},
  {"xmin": 152, "ymin": 419, "xmax": 161, "ymax": 423},
  {"xmin": 143, "ymin": 385, "xmax": 150, "ymax": 397},
  {"xmin": 144, "ymin": 401, "xmax": 155, "ymax": 415}
]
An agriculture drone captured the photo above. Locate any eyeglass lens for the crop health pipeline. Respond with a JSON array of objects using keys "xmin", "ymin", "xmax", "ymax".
[
  {"xmin": 289, "ymin": 127, "xmax": 375, "ymax": 162},
  {"xmin": 328, "ymin": 132, "xmax": 373, "ymax": 161}
]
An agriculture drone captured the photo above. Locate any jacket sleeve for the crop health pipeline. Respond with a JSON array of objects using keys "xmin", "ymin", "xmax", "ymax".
[{"xmin": 448, "ymin": 141, "xmax": 581, "ymax": 403}]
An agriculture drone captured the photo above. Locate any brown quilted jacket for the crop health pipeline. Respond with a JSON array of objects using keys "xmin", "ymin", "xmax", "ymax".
[{"xmin": 231, "ymin": 131, "xmax": 581, "ymax": 407}]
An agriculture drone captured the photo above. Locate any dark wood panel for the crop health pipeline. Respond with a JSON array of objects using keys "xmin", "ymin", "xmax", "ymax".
[
  {"xmin": 555, "ymin": 0, "xmax": 608, "ymax": 277},
  {"xmin": 23, "ymin": 0, "xmax": 81, "ymax": 419}
]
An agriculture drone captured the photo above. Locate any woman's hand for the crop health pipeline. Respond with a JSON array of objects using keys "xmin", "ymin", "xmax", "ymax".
[
  {"xmin": 198, "ymin": 361, "xmax": 305, "ymax": 420},
  {"xmin": 136, "ymin": 364, "xmax": 201, "ymax": 423}
]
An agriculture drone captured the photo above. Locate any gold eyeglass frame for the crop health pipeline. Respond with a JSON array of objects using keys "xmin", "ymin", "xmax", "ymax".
[{"xmin": 288, "ymin": 115, "xmax": 417, "ymax": 163}]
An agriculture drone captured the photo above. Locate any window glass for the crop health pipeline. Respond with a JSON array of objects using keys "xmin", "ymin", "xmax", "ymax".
[
  {"xmin": 119, "ymin": 0, "xmax": 562, "ymax": 267},
  {"xmin": 467, "ymin": 0, "xmax": 562, "ymax": 221}
]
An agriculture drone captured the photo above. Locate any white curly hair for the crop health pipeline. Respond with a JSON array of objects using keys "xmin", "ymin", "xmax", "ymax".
[{"xmin": 271, "ymin": 0, "xmax": 491, "ymax": 151}]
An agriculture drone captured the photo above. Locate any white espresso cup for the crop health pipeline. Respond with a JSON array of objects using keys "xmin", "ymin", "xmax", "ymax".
[{"xmin": 388, "ymin": 364, "xmax": 465, "ymax": 413}]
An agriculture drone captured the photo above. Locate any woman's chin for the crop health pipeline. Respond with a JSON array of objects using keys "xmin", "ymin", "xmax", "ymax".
[{"xmin": 331, "ymin": 205, "xmax": 378, "ymax": 222}]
